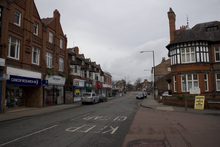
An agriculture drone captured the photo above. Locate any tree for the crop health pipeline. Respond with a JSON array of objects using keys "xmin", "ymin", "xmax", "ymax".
[{"xmin": 135, "ymin": 77, "xmax": 142, "ymax": 91}]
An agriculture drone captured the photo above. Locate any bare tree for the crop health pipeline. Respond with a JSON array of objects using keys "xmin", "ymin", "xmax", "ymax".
[{"xmin": 135, "ymin": 77, "xmax": 142, "ymax": 91}]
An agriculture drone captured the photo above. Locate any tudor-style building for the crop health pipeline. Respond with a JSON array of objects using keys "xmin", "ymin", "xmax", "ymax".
[{"xmin": 166, "ymin": 8, "xmax": 220, "ymax": 98}]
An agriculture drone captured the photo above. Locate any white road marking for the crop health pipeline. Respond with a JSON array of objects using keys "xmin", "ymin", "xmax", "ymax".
[
  {"xmin": 102, "ymin": 126, "xmax": 119, "ymax": 134},
  {"xmin": 114, "ymin": 116, "xmax": 127, "ymax": 121},
  {"xmin": 71, "ymin": 113, "xmax": 90, "ymax": 121},
  {"xmin": 0, "ymin": 125, "xmax": 58, "ymax": 147},
  {"xmin": 66, "ymin": 125, "xmax": 86, "ymax": 132}
]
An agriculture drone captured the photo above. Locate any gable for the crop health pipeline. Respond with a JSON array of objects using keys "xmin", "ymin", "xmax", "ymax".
[{"xmin": 33, "ymin": 1, "xmax": 41, "ymax": 19}]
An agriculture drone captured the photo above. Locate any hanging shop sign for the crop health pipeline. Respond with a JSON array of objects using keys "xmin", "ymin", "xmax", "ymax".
[
  {"xmin": 0, "ymin": 58, "xmax": 5, "ymax": 66},
  {"xmin": 75, "ymin": 89, "xmax": 80, "ymax": 93},
  {"xmin": 42, "ymin": 80, "xmax": 48, "ymax": 87},
  {"xmin": 7, "ymin": 75, "xmax": 41, "ymax": 86}
]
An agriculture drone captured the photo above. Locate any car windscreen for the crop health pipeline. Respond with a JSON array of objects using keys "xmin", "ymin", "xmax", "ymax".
[
  {"xmin": 137, "ymin": 93, "xmax": 143, "ymax": 95},
  {"xmin": 83, "ymin": 93, "xmax": 91, "ymax": 97}
]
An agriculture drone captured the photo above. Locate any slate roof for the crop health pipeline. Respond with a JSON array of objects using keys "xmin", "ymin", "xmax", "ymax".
[{"xmin": 167, "ymin": 21, "xmax": 220, "ymax": 48}]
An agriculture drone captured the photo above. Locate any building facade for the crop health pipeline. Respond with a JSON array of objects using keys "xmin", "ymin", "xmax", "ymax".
[{"xmin": 166, "ymin": 8, "xmax": 220, "ymax": 98}]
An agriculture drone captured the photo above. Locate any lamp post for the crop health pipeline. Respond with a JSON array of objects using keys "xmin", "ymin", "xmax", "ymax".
[{"xmin": 140, "ymin": 51, "xmax": 155, "ymax": 98}]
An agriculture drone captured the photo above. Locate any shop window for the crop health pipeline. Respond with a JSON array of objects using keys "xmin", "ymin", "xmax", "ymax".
[
  {"xmin": 8, "ymin": 36, "xmax": 20, "ymax": 60},
  {"xmin": 181, "ymin": 74, "xmax": 198, "ymax": 92},
  {"xmin": 6, "ymin": 85, "xmax": 24, "ymax": 108},
  {"xmin": 44, "ymin": 85, "xmax": 64, "ymax": 106},
  {"xmin": 14, "ymin": 9, "xmax": 21, "ymax": 26},
  {"xmin": 32, "ymin": 46, "xmax": 40, "ymax": 65},
  {"xmin": 34, "ymin": 22, "xmax": 38, "ymax": 35},
  {"xmin": 46, "ymin": 52, "xmax": 52, "ymax": 68},
  {"xmin": 49, "ymin": 31, "xmax": 53, "ymax": 43},
  {"xmin": 59, "ymin": 57, "xmax": 64, "ymax": 71}
]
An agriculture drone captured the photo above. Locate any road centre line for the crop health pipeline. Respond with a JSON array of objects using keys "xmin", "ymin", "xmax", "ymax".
[
  {"xmin": 0, "ymin": 125, "xmax": 58, "ymax": 147},
  {"xmin": 71, "ymin": 113, "xmax": 90, "ymax": 121}
]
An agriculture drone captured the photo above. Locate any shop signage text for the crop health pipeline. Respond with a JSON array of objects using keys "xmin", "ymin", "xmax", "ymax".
[{"xmin": 7, "ymin": 75, "xmax": 41, "ymax": 86}]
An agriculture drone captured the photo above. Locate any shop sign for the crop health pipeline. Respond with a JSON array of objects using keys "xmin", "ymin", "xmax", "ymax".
[
  {"xmin": 0, "ymin": 58, "xmax": 5, "ymax": 66},
  {"xmin": 85, "ymin": 83, "xmax": 92, "ymax": 88},
  {"xmin": 194, "ymin": 96, "xmax": 205, "ymax": 110},
  {"xmin": 3, "ymin": 74, "xmax": 9, "ymax": 80},
  {"xmin": 73, "ymin": 79, "xmax": 85, "ymax": 87},
  {"xmin": 42, "ymin": 80, "xmax": 48, "ymax": 87},
  {"xmin": 46, "ymin": 75, "xmax": 66, "ymax": 86},
  {"xmin": 75, "ymin": 89, "xmax": 80, "ymax": 93},
  {"xmin": 7, "ymin": 75, "xmax": 41, "ymax": 86}
]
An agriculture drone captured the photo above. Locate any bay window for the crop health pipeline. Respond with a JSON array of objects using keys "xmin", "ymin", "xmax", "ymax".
[{"xmin": 181, "ymin": 74, "xmax": 198, "ymax": 92}]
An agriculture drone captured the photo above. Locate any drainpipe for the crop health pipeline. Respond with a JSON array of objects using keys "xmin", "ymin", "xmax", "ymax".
[{"xmin": 210, "ymin": 44, "xmax": 216, "ymax": 98}]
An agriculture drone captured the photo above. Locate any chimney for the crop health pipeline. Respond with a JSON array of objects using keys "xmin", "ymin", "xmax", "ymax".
[
  {"xmin": 162, "ymin": 57, "xmax": 166, "ymax": 63},
  {"xmin": 167, "ymin": 8, "xmax": 176, "ymax": 42},
  {"xmin": 74, "ymin": 46, "xmax": 79, "ymax": 55}
]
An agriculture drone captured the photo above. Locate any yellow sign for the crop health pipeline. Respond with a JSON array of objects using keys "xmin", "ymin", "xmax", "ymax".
[
  {"xmin": 194, "ymin": 96, "xmax": 205, "ymax": 110},
  {"xmin": 75, "ymin": 89, "xmax": 80, "ymax": 93}
]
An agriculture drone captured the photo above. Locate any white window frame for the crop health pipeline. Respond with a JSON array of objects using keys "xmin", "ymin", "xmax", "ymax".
[
  {"xmin": 14, "ymin": 9, "xmax": 21, "ymax": 26},
  {"xmin": 32, "ymin": 46, "xmax": 40, "ymax": 65},
  {"xmin": 8, "ymin": 36, "xmax": 20, "ymax": 60},
  {"xmin": 214, "ymin": 46, "xmax": 220, "ymax": 62},
  {"xmin": 59, "ymin": 57, "xmax": 64, "ymax": 71},
  {"xmin": 181, "ymin": 74, "xmax": 199, "ymax": 92},
  {"xmin": 216, "ymin": 74, "xmax": 220, "ymax": 91},
  {"xmin": 46, "ymin": 52, "xmax": 52, "ymax": 68},
  {"xmin": 34, "ymin": 22, "xmax": 38, "ymax": 35},
  {"xmin": 173, "ymin": 76, "xmax": 176, "ymax": 92},
  {"xmin": 181, "ymin": 47, "xmax": 195, "ymax": 63},
  {"xmin": 204, "ymin": 74, "xmax": 209, "ymax": 91},
  {"xmin": 49, "ymin": 31, "xmax": 53, "ymax": 43},
  {"xmin": 60, "ymin": 38, "xmax": 63, "ymax": 49}
]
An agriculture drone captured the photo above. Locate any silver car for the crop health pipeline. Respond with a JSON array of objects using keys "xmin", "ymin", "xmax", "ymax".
[{"xmin": 81, "ymin": 92, "xmax": 99, "ymax": 104}]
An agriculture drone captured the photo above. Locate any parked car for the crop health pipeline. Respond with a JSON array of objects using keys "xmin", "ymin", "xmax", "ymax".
[
  {"xmin": 162, "ymin": 91, "xmax": 171, "ymax": 96},
  {"xmin": 136, "ymin": 92, "xmax": 144, "ymax": 99},
  {"xmin": 99, "ymin": 94, "xmax": 108, "ymax": 102},
  {"xmin": 81, "ymin": 92, "xmax": 99, "ymax": 104},
  {"xmin": 148, "ymin": 91, "xmax": 150, "ymax": 95}
]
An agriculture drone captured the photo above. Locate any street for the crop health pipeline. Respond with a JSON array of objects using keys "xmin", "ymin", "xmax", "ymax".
[
  {"xmin": 1, "ymin": 93, "xmax": 220, "ymax": 147},
  {"xmin": 0, "ymin": 93, "xmax": 139, "ymax": 147}
]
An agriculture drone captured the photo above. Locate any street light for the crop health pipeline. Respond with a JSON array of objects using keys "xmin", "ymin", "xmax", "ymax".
[{"xmin": 140, "ymin": 50, "xmax": 155, "ymax": 98}]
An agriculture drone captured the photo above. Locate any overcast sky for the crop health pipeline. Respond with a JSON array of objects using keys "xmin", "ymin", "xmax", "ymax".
[{"xmin": 35, "ymin": 0, "xmax": 220, "ymax": 84}]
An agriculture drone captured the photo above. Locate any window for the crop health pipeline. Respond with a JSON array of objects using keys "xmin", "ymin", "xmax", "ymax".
[
  {"xmin": 173, "ymin": 76, "xmax": 176, "ymax": 92},
  {"xmin": 49, "ymin": 31, "xmax": 53, "ymax": 43},
  {"xmin": 181, "ymin": 74, "xmax": 198, "ymax": 92},
  {"xmin": 181, "ymin": 47, "xmax": 195, "ymax": 63},
  {"xmin": 14, "ymin": 9, "xmax": 21, "ymax": 26},
  {"xmin": 60, "ymin": 38, "xmax": 63, "ymax": 49},
  {"xmin": 34, "ymin": 22, "xmax": 38, "ymax": 35},
  {"xmin": 8, "ymin": 36, "xmax": 20, "ymax": 60},
  {"xmin": 46, "ymin": 52, "xmax": 52, "ymax": 68},
  {"xmin": 216, "ymin": 74, "xmax": 220, "ymax": 91},
  {"xmin": 59, "ymin": 57, "xmax": 64, "ymax": 71},
  {"xmin": 215, "ymin": 47, "xmax": 220, "ymax": 62},
  {"xmin": 72, "ymin": 56, "xmax": 75, "ymax": 61},
  {"xmin": 32, "ymin": 46, "xmax": 40, "ymax": 65},
  {"xmin": 168, "ymin": 67, "xmax": 171, "ymax": 71},
  {"xmin": 205, "ymin": 74, "xmax": 208, "ymax": 91},
  {"xmin": 75, "ymin": 65, "xmax": 77, "ymax": 73}
]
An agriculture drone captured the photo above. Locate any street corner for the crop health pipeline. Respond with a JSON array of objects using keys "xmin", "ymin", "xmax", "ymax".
[{"xmin": 126, "ymin": 139, "xmax": 166, "ymax": 147}]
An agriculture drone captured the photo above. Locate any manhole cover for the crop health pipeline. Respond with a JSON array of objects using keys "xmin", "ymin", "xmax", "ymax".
[{"xmin": 127, "ymin": 139, "xmax": 165, "ymax": 147}]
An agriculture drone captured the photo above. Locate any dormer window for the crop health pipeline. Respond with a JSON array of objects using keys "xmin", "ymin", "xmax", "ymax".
[{"xmin": 206, "ymin": 26, "xmax": 218, "ymax": 32}]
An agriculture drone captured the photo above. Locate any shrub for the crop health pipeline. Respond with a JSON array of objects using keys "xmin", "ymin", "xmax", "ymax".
[{"xmin": 177, "ymin": 95, "xmax": 184, "ymax": 100}]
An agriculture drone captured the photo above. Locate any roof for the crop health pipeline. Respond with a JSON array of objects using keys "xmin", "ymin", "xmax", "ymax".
[
  {"xmin": 41, "ymin": 18, "xmax": 52, "ymax": 24},
  {"xmin": 167, "ymin": 21, "xmax": 220, "ymax": 48}
]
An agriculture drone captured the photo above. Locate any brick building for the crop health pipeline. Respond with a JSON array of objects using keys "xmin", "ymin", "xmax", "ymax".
[
  {"xmin": 166, "ymin": 8, "xmax": 220, "ymax": 98},
  {"xmin": 0, "ymin": 0, "xmax": 68, "ymax": 113},
  {"xmin": 154, "ymin": 58, "xmax": 171, "ymax": 96}
]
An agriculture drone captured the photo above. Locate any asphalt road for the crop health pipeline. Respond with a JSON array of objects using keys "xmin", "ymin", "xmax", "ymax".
[{"xmin": 0, "ymin": 93, "xmax": 139, "ymax": 147}]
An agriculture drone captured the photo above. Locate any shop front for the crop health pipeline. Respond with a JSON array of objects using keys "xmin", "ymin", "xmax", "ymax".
[
  {"xmin": 103, "ymin": 84, "xmax": 112, "ymax": 97},
  {"xmin": 44, "ymin": 75, "xmax": 66, "ymax": 106},
  {"xmin": 85, "ymin": 81, "xmax": 93, "ymax": 92},
  {"xmin": 97, "ymin": 81, "xmax": 103, "ymax": 94},
  {"xmin": 5, "ymin": 67, "xmax": 42, "ymax": 110},
  {"xmin": 73, "ymin": 79, "xmax": 85, "ymax": 102}
]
